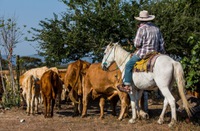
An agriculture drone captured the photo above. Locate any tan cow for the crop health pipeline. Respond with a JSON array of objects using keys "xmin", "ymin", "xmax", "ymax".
[
  {"xmin": 82, "ymin": 62, "xmax": 130, "ymax": 120},
  {"xmin": 64, "ymin": 59, "xmax": 91, "ymax": 116},
  {"xmin": 40, "ymin": 70, "xmax": 63, "ymax": 118},
  {"xmin": 22, "ymin": 75, "xmax": 40, "ymax": 115},
  {"xmin": 20, "ymin": 66, "xmax": 49, "ymax": 84},
  {"xmin": 19, "ymin": 66, "xmax": 49, "ymax": 106}
]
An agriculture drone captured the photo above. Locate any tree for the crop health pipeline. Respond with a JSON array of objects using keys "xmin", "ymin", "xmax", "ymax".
[
  {"xmin": 30, "ymin": 14, "xmax": 68, "ymax": 66},
  {"xmin": 0, "ymin": 16, "xmax": 25, "ymax": 106},
  {"xmin": 181, "ymin": 35, "xmax": 200, "ymax": 92},
  {"xmin": 148, "ymin": 0, "xmax": 200, "ymax": 58},
  {"xmin": 19, "ymin": 56, "xmax": 43, "ymax": 71},
  {"xmin": 30, "ymin": 0, "xmax": 139, "ymax": 64}
]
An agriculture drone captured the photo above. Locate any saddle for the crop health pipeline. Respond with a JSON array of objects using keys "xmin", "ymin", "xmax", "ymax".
[{"xmin": 133, "ymin": 51, "xmax": 161, "ymax": 72}]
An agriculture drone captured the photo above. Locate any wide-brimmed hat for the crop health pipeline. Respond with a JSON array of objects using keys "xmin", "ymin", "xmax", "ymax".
[{"xmin": 134, "ymin": 10, "xmax": 155, "ymax": 21}]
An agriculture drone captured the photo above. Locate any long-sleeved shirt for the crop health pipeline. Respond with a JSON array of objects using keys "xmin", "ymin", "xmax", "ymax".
[{"xmin": 134, "ymin": 22, "xmax": 165, "ymax": 58}]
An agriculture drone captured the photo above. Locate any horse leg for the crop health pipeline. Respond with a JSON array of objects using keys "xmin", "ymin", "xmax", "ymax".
[
  {"xmin": 137, "ymin": 90, "xmax": 149, "ymax": 120},
  {"xmin": 159, "ymin": 88, "xmax": 176, "ymax": 127},
  {"xmin": 157, "ymin": 98, "xmax": 168, "ymax": 124},
  {"xmin": 128, "ymin": 91, "xmax": 137, "ymax": 124}
]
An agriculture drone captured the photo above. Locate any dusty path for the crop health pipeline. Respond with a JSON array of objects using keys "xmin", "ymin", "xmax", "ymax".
[{"xmin": 0, "ymin": 100, "xmax": 199, "ymax": 131}]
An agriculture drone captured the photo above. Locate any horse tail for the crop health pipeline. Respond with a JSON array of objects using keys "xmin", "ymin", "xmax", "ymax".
[{"xmin": 173, "ymin": 61, "xmax": 192, "ymax": 117}]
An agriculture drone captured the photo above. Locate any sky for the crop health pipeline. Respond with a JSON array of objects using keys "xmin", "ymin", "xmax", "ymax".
[{"xmin": 0, "ymin": 0, "xmax": 67, "ymax": 56}]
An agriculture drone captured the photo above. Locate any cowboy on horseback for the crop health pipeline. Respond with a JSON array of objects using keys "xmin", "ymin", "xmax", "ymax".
[{"xmin": 118, "ymin": 10, "xmax": 166, "ymax": 93}]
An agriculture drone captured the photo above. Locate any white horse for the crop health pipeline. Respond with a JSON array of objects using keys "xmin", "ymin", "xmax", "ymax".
[{"xmin": 101, "ymin": 42, "xmax": 192, "ymax": 127}]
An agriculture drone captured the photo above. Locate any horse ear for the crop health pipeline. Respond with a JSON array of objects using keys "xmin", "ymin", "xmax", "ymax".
[{"xmin": 109, "ymin": 42, "xmax": 113, "ymax": 46}]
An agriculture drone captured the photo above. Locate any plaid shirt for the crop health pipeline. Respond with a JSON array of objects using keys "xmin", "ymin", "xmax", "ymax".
[{"xmin": 134, "ymin": 22, "xmax": 165, "ymax": 58}]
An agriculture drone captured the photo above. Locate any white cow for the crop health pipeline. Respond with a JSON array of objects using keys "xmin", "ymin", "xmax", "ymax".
[{"xmin": 22, "ymin": 75, "xmax": 40, "ymax": 115}]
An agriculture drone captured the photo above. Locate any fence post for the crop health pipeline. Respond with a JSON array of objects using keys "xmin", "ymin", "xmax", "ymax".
[{"xmin": 16, "ymin": 55, "xmax": 20, "ymax": 107}]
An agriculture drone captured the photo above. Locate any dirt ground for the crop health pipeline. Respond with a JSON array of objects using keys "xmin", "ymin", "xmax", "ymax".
[{"xmin": 0, "ymin": 99, "xmax": 199, "ymax": 131}]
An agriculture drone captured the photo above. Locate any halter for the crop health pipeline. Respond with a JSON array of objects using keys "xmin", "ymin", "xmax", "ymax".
[{"xmin": 103, "ymin": 45, "xmax": 116, "ymax": 68}]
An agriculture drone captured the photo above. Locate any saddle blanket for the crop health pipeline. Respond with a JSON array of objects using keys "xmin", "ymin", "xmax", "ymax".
[{"xmin": 133, "ymin": 52, "xmax": 161, "ymax": 72}]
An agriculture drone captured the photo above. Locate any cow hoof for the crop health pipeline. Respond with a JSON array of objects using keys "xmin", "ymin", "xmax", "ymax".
[
  {"xmin": 117, "ymin": 117, "xmax": 123, "ymax": 121},
  {"xmin": 73, "ymin": 112, "xmax": 80, "ymax": 117},
  {"xmin": 81, "ymin": 115, "xmax": 87, "ymax": 118},
  {"xmin": 98, "ymin": 116, "xmax": 104, "ymax": 120},
  {"xmin": 128, "ymin": 118, "xmax": 136, "ymax": 124}
]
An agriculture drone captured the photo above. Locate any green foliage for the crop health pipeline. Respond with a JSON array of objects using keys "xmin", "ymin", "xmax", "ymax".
[
  {"xmin": 181, "ymin": 35, "xmax": 200, "ymax": 91},
  {"xmin": 19, "ymin": 56, "xmax": 43, "ymax": 70},
  {"xmin": 28, "ymin": 0, "xmax": 200, "ymax": 92},
  {"xmin": 30, "ymin": 13, "xmax": 67, "ymax": 66},
  {"xmin": 149, "ymin": 0, "xmax": 200, "ymax": 58},
  {"xmin": 1, "ymin": 82, "xmax": 20, "ymax": 108}
]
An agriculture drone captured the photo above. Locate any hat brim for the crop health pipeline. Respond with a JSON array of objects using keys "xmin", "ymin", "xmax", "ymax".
[{"xmin": 134, "ymin": 15, "xmax": 155, "ymax": 21}]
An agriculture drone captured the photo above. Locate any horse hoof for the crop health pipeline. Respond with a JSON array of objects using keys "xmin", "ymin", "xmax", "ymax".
[
  {"xmin": 168, "ymin": 119, "xmax": 176, "ymax": 127},
  {"xmin": 140, "ymin": 113, "xmax": 149, "ymax": 120},
  {"xmin": 157, "ymin": 118, "xmax": 164, "ymax": 125},
  {"xmin": 128, "ymin": 118, "xmax": 136, "ymax": 124}
]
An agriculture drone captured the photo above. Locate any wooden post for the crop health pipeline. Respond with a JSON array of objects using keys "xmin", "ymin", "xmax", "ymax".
[{"xmin": 16, "ymin": 55, "xmax": 20, "ymax": 107}]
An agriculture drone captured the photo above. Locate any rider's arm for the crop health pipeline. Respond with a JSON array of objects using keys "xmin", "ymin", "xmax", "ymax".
[
  {"xmin": 134, "ymin": 28, "xmax": 144, "ymax": 48},
  {"xmin": 159, "ymin": 32, "xmax": 166, "ymax": 54}
]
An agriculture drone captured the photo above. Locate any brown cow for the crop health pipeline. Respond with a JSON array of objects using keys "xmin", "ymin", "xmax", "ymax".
[
  {"xmin": 40, "ymin": 70, "xmax": 63, "ymax": 118},
  {"xmin": 64, "ymin": 59, "xmax": 91, "ymax": 116},
  {"xmin": 82, "ymin": 62, "xmax": 130, "ymax": 120}
]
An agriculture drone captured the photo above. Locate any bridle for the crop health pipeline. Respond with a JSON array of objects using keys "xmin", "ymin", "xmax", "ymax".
[{"xmin": 103, "ymin": 44, "xmax": 131, "ymax": 72}]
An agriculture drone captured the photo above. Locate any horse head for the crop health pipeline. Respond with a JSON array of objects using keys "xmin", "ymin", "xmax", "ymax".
[{"xmin": 101, "ymin": 42, "xmax": 118, "ymax": 70}]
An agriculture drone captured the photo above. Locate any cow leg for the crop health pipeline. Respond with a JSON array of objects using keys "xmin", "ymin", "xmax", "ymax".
[
  {"xmin": 43, "ymin": 97, "xmax": 47, "ymax": 118},
  {"xmin": 56, "ymin": 92, "xmax": 61, "ymax": 110},
  {"xmin": 82, "ymin": 92, "xmax": 90, "ymax": 118},
  {"xmin": 47, "ymin": 97, "xmax": 51, "ymax": 118},
  {"xmin": 30, "ymin": 95, "xmax": 35, "ymax": 115},
  {"xmin": 51, "ymin": 98, "xmax": 55, "ymax": 117},
  {"xmin": 21, "ymin": 91, "xmax": 26, "ymax": 108},
  {"xmin": 118, "ymin": 92, "xmax": 129, "ymax": 120},
  {"xmin": 73, "ymin": 103, "xmax": 79, "ymax": 116},
  {"xmin": 78, "ymin": 97, "xmax": 83, "ymax": 115},
  {"xmin": 26, "ymin": 94, "xmax": 31, "ymax": 115},
  {"xmin": 110, "ymin": 96, "xmax": 118, "ymax": 116},
  {"xmin": 35, "ymin": 96, "xmax": 39, "ymax": 114},
  {"xmin": 73, "ymin": 93, "xmax": 80, "ymax": 116},
  {"xmin": 99, "ymin": 97, "xmax": 105, "ymax": 119}
]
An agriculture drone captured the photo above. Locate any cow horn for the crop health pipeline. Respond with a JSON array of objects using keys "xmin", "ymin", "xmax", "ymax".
[{"xmin": 68, "ymin": 89, "xmax": 79, "ymax": 104}]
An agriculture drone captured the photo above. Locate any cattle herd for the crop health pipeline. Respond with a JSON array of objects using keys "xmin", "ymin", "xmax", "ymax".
[{"xmin": 0, "ymin": 59, "xmax": 148, "ymax": 122}]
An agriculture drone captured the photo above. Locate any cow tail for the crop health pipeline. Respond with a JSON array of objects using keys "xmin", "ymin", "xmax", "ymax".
[
  {"xmin": 69, "ymin": 60, "xmax": 81, "ymax": 102},
  {"xmin": 51, "ymin": 71, "xmax": 57, "ymax": 99},
  {"xmin": 27, "ymin": 75, "xmax": 33, "ymax": 100},
  {"xmin": 173, "ymin": 61, "xmax": 192, "ymax": 117}
]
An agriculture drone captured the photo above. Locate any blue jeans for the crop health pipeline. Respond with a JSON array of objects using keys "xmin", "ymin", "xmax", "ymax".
[{"xmin": 124, "ymin": 54, "xmax": 141, "ymax": 85}]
